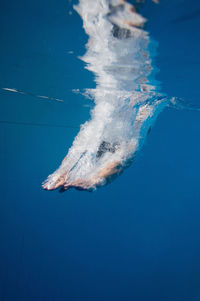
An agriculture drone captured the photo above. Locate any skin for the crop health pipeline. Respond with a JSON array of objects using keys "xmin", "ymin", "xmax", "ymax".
[{"xmin": 42, "ymin": 161, "xmax": 121, "ymax": 191}]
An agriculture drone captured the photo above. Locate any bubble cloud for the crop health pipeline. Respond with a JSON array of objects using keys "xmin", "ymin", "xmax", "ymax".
[{"xmin": 42, "ymin": 0, "xmax": 168, "ymax": 191}]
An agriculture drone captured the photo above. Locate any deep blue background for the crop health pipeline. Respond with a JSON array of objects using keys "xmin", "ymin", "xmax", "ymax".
[{"xmin": 0, "ymin": 1, "xmax": 200, "ymax": 300}]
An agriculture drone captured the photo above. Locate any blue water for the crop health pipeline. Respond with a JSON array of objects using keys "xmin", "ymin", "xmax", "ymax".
[{"xmin": 0, "ymin": 0, "xmax": 200, "ymax": 300}]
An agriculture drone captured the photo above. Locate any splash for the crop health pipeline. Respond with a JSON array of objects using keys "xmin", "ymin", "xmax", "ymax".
[{"xmin": 42, "ymin": 0, "xmax": 168, "ymax": 191}]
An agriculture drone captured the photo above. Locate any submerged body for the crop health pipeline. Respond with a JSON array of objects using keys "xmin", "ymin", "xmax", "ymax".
[{"xmin": 42, "ymin": 0, "xmax": 167, "ymax": 191}]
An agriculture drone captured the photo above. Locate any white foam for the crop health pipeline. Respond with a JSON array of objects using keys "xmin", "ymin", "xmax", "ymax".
[{"xmin": 42, "ymin": 0, "xmax": 168, "ymax": 191}]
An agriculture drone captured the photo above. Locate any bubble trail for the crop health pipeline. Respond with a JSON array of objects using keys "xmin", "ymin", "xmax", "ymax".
[
  {"xmin": 1, "ymin": 87, "xmax": 64, "ymax": 103},
  {"xmin": 42, "ymin": 0, "xmax": 168, "ymax": 191}
]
